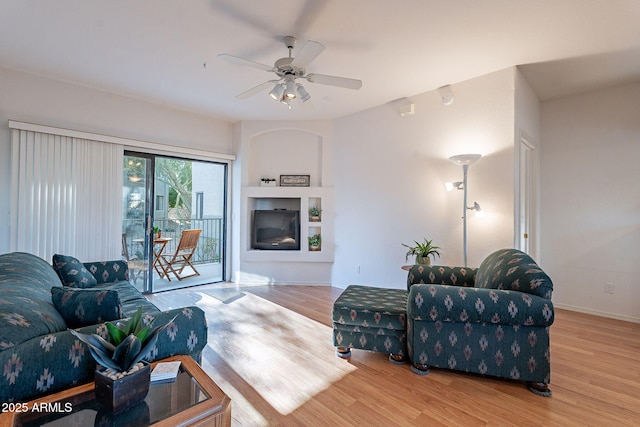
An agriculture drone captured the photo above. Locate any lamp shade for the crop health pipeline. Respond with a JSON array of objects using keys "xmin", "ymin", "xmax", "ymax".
[
  {"xmin": 269, "ymin": 84, "xmax": 285, "ymax": 101},
  {"xmin": 449, "ymin": 154, "xmax": 481, "ymax": 166}
]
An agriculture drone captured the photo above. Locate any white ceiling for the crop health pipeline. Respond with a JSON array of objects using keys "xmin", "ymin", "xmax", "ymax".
[{"xmin": 1, "ymin": 0, "xmax": 639, "ymax": 122}]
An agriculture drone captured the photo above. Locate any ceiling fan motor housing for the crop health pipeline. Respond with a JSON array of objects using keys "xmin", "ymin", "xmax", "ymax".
[{"xmin": 274, "ymin": 57, "xmax": 305, "ymax": 78}]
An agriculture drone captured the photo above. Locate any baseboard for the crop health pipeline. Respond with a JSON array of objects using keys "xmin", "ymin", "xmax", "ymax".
[
  {"xmin": 554, "ymin": 303, "xmax": 640, "ymax": 324},
  {"xmin": 231, "ymin": 276, "xmax": 331, "ymax": 286}
]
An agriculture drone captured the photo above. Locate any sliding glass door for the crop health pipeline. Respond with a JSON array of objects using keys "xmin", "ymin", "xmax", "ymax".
[{"xmin": 122, "ymin": 152, "xmax": 227, "ymax": 293}]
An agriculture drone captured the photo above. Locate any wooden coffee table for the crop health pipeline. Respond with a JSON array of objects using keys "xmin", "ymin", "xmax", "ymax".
[{"xmin": 1, "ymin": 355, "xmax": 230, "ymax": 427}]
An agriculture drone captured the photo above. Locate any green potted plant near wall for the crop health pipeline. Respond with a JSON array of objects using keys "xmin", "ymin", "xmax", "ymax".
[
  {"xmin": 309, "ymin": 206, "xmax": 321, "ymax": 222},
  {"xmin": 308, "ymin": 233, "xmax": 322, "ymax": 251},
  {"xmin": 152, "ymin": 226, "xmax": 161, "ymax": 239},
  {"xmin": 70, "ymin": 308, "xmax": 176, "ymax": 414},
  {"xmin": 402, "ymin": 238, "xmax": 441, "ymax": 265}
]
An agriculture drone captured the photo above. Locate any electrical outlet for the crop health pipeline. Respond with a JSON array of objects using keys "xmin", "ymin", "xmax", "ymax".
[{"xmin": 604, "ymin": 282, "xmax": 614, "ymax": 294}]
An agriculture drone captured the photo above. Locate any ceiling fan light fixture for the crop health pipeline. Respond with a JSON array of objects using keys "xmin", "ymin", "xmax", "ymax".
[
  {"xmin": 284, "ymin": 76, "xmax": 297, "ymax": 100},
  {"xmin": 268, "ymin": 83, "xmax": 284, "ymax": 101},
  {"xmin": 297, "ymin": 84, "xmax": 311, "ymax": 102}
]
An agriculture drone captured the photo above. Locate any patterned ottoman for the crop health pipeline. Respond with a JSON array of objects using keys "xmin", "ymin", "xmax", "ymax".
[{"xmin": 332, "ymin": 285, "xmax": 408, "ymax": 363}]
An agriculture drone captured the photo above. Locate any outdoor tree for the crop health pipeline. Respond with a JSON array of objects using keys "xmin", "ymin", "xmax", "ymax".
[{"xmin": 155, "ymin": 158, "xmax": 192, "ymax": 219}]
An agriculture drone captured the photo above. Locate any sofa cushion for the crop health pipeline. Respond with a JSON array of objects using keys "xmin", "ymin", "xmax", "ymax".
[
  {"xmin": 84, "ymin": 260, "xmax": 129, "ymax": 285},
  {"xmin": 92, "ymin": 281, "xmax": 160, "ymax": 318},
  {"xmin": 51, "ymin": 287, "xmax": 122, "ymax": 328},
  {"xmin": 52, "ymin": 254, "xmax": 98, "ymax": 288},
  {"xmin": 474, "ymin": 249, "xmax": 553, "ymax": 299}
]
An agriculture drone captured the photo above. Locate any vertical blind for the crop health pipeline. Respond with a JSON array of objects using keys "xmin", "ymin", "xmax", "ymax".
[{"xmin": 10, "ymin": 128, "xmax": 123, "ymax": 262}]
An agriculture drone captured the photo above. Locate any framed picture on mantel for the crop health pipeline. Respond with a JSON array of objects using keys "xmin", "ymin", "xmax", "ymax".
[{"xmin": 280, "ymin": 175, "xmax": 310, "ymax": 187}]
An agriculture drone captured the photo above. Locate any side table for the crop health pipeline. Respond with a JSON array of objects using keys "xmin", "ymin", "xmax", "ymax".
[{"xmin": 1, "ymin": 355, "xmax": 230, "ymax": 427}]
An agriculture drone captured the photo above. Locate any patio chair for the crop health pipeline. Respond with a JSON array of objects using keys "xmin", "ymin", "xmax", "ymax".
[
  {"xmin": 159, "ymin": 229, "xmax": 202, "ymax": 281},
  {"xmin": 122, "ymin": 233, "xmax": 147, "ymax": 283}
]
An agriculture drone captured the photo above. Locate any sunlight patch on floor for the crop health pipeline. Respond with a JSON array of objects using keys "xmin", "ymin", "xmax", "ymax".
[{"xmin": 197, "ymin": 291, "xmax": 357, "ymax": 417}]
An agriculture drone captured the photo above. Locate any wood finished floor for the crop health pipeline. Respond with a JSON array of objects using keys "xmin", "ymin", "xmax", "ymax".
[{"xmin": 147, "ymin": 284, "xmax": 640, "ymax": 426}]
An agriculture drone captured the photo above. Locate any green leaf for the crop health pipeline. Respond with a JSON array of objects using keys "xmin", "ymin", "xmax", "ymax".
[
  {"xmin": 131, "ymin": 333, "xmax": 160, "ymax": 366},
  {"xmin": 131, "ymin": 314, "xmax": 178, "ymax": 365},
  {"xmin": 124, "ymin": 307, "xmax": 143, "ymax": 336},
  {"xmin": 89, "ymin": 347, "xmax": 121, "ymax": 371},
  {"xmin": 135, "ymin": 325, "xmax": 152, "ymax": 344},
  {"xmin": 112, "ymin": 334, "xmax": 142, "ymax": 371},
  {"xmin": 106, "ymin": 322, "xmax": 126, "ymax": 345}
]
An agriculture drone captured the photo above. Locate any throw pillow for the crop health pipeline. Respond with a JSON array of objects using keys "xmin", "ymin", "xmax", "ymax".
[
  {"xmin": 52, "ymin": 254, "xmax": 98, "ymax": 288},
  {"xmin": 51, "ymin": 287, "xmax": 123, "ymax": 328}
]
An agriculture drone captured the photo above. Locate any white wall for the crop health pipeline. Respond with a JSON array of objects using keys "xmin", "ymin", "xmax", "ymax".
[
  {"xmin": 0, "ymin": 68, "xmax": 233, "ymax": 255},
  {"xmin": 331, "ymin": 68, "xmax": 517, "ymax": 289},
  {"xmin": 540, "ymin": 82, "xmax": 640, "ymax": 322}
]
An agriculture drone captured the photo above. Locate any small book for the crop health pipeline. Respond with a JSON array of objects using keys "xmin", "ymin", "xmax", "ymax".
[{"xmin": 151, "ymin": 361, "xmax": 181, "ymax": 382}]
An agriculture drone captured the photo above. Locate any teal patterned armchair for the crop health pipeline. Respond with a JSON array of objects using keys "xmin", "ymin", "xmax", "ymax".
[{"xmin": 406, "ymin": 248, "xmax": 554, "ymax": 396}]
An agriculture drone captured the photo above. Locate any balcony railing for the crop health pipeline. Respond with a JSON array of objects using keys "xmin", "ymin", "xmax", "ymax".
[{"xmin": 122, "ymin": 217, "xmax": 223, "ymax": 264}]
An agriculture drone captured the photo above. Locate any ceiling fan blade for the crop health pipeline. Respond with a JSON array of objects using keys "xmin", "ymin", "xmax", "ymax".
[
  {"xmin": 218, "ymin": 54, "xmax": 275, "ymax": 72},
  {"xmin": 306, "ymin": 73, "xmax": 362, "ymax": 90},
  {"xmin": 236, "ymin": 80, "xmax": 280, "ymax": 99},
  {"xmin": 290, "ymin": 40, "xmax": 325, "ymax": 68}
]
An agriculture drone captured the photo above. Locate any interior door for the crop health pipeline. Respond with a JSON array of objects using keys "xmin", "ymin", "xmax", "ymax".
[{"xmin": 518, "ymin": 135, "xmax": 537, "ymax": 257}]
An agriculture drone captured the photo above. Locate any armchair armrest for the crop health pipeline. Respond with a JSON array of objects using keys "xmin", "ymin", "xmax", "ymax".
[
  {"xmin": 407, "ymin": 265, "xmax": 476, "ymax": 290},
  {"xmin": 407, "ymin": 284, "xmax": 554, "ymax": 327}
]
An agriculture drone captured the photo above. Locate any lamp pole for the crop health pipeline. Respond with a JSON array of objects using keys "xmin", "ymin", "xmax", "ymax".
[
  {"xmin": 462, "ymin": 163, "xmax": 469, "ymax": 267},
  {"xmin": 448, "ymin": 154, "xmax": 481, "ymax": 268}
]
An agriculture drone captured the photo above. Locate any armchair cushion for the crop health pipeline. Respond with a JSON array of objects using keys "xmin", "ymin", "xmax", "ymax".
[
  {"xmin": 52, "ymin": 254, "xmax": 98, "ymax": 288},
  {"xmin": 51, "ymin": 287, "xmax": 122, "ymax": 328}
]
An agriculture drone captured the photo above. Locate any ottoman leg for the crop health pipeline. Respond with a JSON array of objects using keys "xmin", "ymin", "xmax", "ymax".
[
  {"xmin": 336, "ymin": 347, "xmax": 352, "ymax": 359},
  {"xmin": 410, "ymin": 363, "xmax": 430, "ymax": 376}
]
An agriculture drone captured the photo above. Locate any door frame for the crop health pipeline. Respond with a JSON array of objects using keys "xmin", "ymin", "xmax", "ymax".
[
  {"xmin": 515, "ymin": 131, "xmax": 539, "ymax": 259},
  {"xmin": 124, "ymin": 150, "xmax": 229, "ymax": 293}
]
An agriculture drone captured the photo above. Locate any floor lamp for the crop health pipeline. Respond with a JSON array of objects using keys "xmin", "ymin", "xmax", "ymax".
[{"xmin": 448, "ymin": 154, "xmax": 481, "ymax": 267}]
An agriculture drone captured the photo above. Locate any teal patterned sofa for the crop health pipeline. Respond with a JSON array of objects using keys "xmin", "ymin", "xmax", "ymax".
[
  {"xmin": 0, "ymin": 252, "xmax": 208, "ymax": 403},
  {"xmin": 406, "ymin": 248, "xmax": 554, "ymax": 396}
]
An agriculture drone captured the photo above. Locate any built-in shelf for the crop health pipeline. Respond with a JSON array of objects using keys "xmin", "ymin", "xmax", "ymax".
[{"xmin": 241, "ymin": 186, "xmax": 334, "ymax": 263}]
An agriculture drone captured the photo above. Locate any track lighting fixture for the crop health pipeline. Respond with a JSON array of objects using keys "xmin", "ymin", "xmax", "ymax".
[{"xmin": 438, "ymin": 85, "xmax": 455, "ymax": 106}]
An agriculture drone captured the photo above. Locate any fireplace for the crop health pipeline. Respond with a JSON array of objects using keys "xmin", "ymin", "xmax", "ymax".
[{"xmin": 252, "ymin": 210, "xmax": 300, "ymax": 250}]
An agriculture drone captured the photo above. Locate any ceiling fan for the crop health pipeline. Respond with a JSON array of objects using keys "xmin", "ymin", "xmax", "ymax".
[{"xmin": 218, "ymin": 36, "xmax": 362, "ymax": 107}]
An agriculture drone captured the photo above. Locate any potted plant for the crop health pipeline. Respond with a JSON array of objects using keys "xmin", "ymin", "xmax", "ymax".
[
  {"xmin": 402, "ymin": 238, "xmax": 441, "ymax": 265},
  {"xmin": 309, "ymin": 206, "xmax": 321, "ymax": 222},
  {"xmin": 308, "ymin": 234, "xmax": 322, "ymax": 251},
  {"xmin": 70, "ymin": 307, "xmax": 177, "ymax": 413},
  {"xmin": 152, "ymin": 226, "xmax": 161, "ymax": 239}
]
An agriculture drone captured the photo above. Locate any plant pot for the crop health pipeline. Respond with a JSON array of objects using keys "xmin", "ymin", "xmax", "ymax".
[
  {"xmin": 154, "ymin": 232, "xmax": 161, "ymax": 239},
  {"xmin": 309, "ymin": 245, "xmax": 321, "ymax": 252},
  {"xmin": 94, "ymin": 362, "xmax": 150, "ymax": 414},
  {"xmin": 309, "ymin": 215, "xmax": 320, "ymax": 222},
  {"xmin": 416, "ymin": 255, "xmax": 431, "ymax": 265}
]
